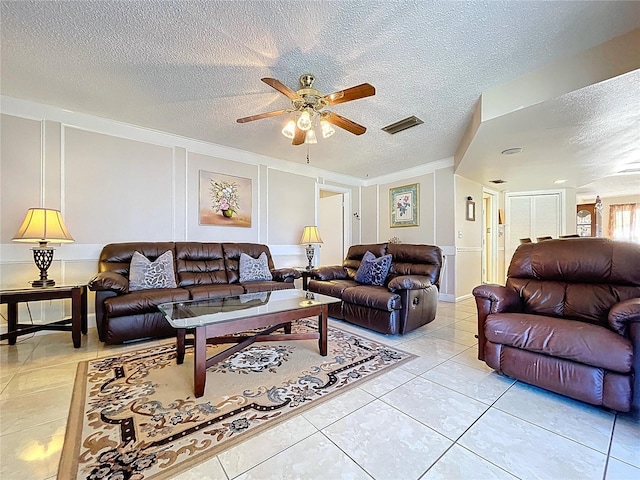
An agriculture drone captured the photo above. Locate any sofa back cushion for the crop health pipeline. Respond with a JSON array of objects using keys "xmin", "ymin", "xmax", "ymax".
[
  {"xmin": 506, "ymin": 238, "xmax": 640, "ymax": 327},
  {"xmin": 343, "ymin": 243, "xmax": 387, "ymax": 279},
  {"xmin": 386, "ymin": 243, "xmax": 443, "ymax": 288},
  {"xmin": 223, "ymin": 243, "xmax": 275, "ymax": 283},
  {"xmin": 98, "ymin": 242, "xmax": 176, "ymax": 277},
  {"xmin": 174, "ymin": 242, "xmax": 228, "ymax": 286}
]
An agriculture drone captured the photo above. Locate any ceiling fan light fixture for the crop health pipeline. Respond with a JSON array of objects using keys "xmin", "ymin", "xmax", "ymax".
[
  {"xmin": 304, "ymin": 129, "xmax": 317, "ymax": 144},
  {"xmin": 297, "ymin": 109, "xmax": 312, "ymax": 131},
  {"xmin": 321, "ymin": 119, "xmax": 335, "ymax": 138},
  {"xmin": 281, "ymin": 119, "xmax": 296, "ymax": 139}
]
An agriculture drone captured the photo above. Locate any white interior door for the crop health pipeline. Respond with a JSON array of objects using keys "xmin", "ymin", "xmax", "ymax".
[{"xmin": 318, "ymin": 192, "xmax": 344, "ymax": 266}]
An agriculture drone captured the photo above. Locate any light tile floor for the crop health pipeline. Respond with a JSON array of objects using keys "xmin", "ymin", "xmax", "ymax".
[{"xmin": 1, "ymin": 298, "xmax": 638, "ymax": 480}]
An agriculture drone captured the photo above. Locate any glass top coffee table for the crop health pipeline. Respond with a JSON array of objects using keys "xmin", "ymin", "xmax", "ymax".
[{"xmin": 158, "ymin": 289, "xmax": 341, "ymax": 397}]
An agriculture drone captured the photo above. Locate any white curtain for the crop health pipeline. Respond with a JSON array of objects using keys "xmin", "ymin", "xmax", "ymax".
[{"xmin": 608, "ymin": 203, "xmax": 639, "ymax": 243}]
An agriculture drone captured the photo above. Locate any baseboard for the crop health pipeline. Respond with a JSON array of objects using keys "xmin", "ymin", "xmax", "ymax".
[
  {"xmin": 439, "ymin": 293, "xmax": 455, "ymax": 302},
  {"xmin": 455, "ymin": 293, "xmax": 474, "ymax": 302}
]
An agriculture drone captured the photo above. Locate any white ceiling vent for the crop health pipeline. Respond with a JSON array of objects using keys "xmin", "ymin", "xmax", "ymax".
[{"xmin": 381, "ymin": 116, "xmax": 424, "ymax": 135}]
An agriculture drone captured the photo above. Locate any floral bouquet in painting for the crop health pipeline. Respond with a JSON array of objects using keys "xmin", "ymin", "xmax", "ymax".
[
  {"xmin": 396, "ymin": 195, "xmax": 411, "ymax": 216},
  {"xmin": 210, "ymin": 180, "xmax": 240, "ymax": 217}
]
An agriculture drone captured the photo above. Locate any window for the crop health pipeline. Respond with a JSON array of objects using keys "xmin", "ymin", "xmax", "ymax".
[{"xmin": 608, "ymin": 203, "xmax": 640, "ymax": 243}]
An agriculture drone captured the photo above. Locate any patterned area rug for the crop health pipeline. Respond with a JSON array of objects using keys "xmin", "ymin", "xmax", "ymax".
[{"xmin": 58, "ymin": 319, "xmax": 415, "ymax": 479}]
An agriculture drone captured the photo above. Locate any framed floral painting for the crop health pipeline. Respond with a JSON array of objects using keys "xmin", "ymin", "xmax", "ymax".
[
  {"xmin": 390, "ymin": 183, "xmax": 419, "ymax": 227},
  {"xmin": 199, "ymin": 171, "xmax": 252, "ymax": 227}
]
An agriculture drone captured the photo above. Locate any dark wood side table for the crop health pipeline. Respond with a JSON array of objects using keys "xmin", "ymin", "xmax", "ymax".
[
  {"xmin": 294, "ymin": 268, "xmax": 313, "ymax": 290},
  {"xmin": 0, "ymin": 285, "xmax": 88, "ymax": 348},
  {"xmin": 300, "ymin": 270, "xmax": 312, "ymax": 290}
]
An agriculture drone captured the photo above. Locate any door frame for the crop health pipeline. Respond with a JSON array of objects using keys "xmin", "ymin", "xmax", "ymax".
[{"xmin": 316, "ymin": 183, "xmax": 352, "ymax": 259}]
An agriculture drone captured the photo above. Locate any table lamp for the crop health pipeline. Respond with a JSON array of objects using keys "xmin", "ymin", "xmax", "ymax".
[
  {"xmin": 12, "ymin": 208, "xmax": 74, "ymax": 287},
  {"xmin": 299, "ymin": 225, "xmax": 323, "ymax": 271}
]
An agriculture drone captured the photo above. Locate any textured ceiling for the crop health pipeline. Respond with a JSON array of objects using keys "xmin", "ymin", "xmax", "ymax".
[{"xmin": 1, "ymin": 1, "xmax": 639, "ymax": 197}]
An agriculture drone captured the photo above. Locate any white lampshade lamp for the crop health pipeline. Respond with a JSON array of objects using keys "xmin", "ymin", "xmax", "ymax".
[
  {"xmin": 12, "ymin": 208, "xmax": 74, "ymax": 287},
  {"xmin": 299, "ymin": 225, "xmax": 323, "ymax": 271}
]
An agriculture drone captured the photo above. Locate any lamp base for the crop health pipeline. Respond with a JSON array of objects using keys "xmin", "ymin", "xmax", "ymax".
[
  {"xmin": 305, "ymin": 245, "xmax": 315, "ymax": 271},
  {"xmin": 31, "ymin": 245, "xmax": 56, "ymax": 288}
]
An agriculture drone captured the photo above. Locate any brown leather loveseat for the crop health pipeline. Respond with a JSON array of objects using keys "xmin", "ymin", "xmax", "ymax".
[
  {"xmin": 307, "ymin": 243, "xmax": 443, "ymax": 335},
  {"xmin": 473, "ymin": 238, "xmax": 640, "ymax": 412},
  {"xmin": 89, "ymin": 242, "xmax": 300, "ymax": 344}
]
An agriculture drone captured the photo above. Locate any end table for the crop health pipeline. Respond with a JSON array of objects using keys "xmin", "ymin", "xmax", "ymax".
[{"xmin": 0, "ymin": 285, "xmax": 88, "ymax": 347}]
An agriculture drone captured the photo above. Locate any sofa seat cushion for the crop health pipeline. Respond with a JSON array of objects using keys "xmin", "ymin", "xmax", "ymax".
[
  {"xmin": 485, "ymin": 313, "xmax": 633, "ymax": 373},
  {"xmin": 342, "ymin": 285, "xmax": 401, "ymax": 312},
  {"xmin": 186, "ymin": 284, "xmax": 245, "ymax": 301},
  {"xmin": 308, "ymin": 279, "xmax": 358, "ymax": 298},
  {"xmin": 241, "ymin": 281, "xmax": 295, "ymax": 294},
  {"xmin": 104, "ymin": 288, "xmax": 189, "ymax": 317}
]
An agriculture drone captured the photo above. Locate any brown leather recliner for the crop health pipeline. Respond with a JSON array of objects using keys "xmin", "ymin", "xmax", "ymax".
[
  {"xmin": 308, "ymin": 243, "xmax": 443, "ymax": 335},
  {"xmin": 473, "ymin": 238, "xmax": 640, "ymax": 413}
]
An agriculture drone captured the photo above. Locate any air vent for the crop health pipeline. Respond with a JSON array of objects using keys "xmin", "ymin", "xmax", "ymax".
[
  {"xmin": 490, "ymin": 179, "xmax": 507, "ymax": 184},
  {"xmin": 381, "ymin": 116, "xmax": 424, "ymax": 135}
]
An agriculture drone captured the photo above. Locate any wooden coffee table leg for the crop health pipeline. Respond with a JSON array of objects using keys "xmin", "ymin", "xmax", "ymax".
[
  {"xmin": 319, "ymin": 305, "xmax": 328, "ymax": 356},
  {"xmin": 194, "ymin": 326, "xmax": 206, "ymax": 397},
  {"xmin": 176, "ymin": 329, "xmax": 186, "ymax": 364}
]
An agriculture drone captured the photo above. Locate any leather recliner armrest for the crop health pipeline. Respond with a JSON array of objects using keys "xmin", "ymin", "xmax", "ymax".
[
  {"xmin": 608, "ymin": 298, "xmax": 640, "ymax": 336},
  {"xmin": 271, "ymin": 268, "xmax": 302, "ymax": 283},
  {"xmin": 88, "ymin": 271, "xmax": 129, "ymax": 294},
  {"xmin": 311, "ymin": 266, "xmax": 348, "ymax": 281},
  {"xmin": 387, "ymin": 275, "xmax": 432, "ymax": 292},
  {"xmin": 472, "ymin": 284, "xmax": 522, "ymax": 313},
  {"xmin": 472, "ymin": 284, "xmax": 522, "ymax": 361}
]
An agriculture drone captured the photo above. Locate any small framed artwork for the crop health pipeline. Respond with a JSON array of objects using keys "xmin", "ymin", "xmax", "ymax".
[
  {"xmin": 390, "ymin": 183, "xmax": 419, "ymax": 228},
  {"xmin": 466, "ymin": 197, "xmax": 476, "ymax": 221},
  {"xmin": 199, "ymin": 170, "xmax": 252, "ymax": 227}
]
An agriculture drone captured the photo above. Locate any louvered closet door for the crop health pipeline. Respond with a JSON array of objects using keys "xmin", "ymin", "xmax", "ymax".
[{"xmin": 506, "ymin": 193, "xmax": 561, "ymax": 268}]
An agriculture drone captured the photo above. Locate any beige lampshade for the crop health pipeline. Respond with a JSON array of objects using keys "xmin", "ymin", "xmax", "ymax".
[
  {"xmin": 300, "ymin": 225, "xmax": 323, "ymax": 245},
  {"xmin": 12, "ymin": 208, "xmax": 74, "ymax": 244}
]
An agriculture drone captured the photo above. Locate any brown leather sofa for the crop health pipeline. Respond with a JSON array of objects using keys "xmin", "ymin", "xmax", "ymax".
[
  {"xmin": 89, "ymin": 242, "xmax": 300, "ymax": 344},
  {"xmin": 473, "ymin": 238, "xmax": 640, "ymax": 413},
  {"xmin": 307, "ymin": 243, "xmax": 443, "ymax": 335}
]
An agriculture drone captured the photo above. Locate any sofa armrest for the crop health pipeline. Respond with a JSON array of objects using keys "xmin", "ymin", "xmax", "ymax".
[
  {"xmin": 472, "ymin": 284, "xmax": 522, "ymax": 313},
  {"xmin": 88, "ymin": 272, "xmax": 129, "ymax": 294},
  {"xmin": 387, "ymin": 275, "xmax": 432, "ymax": 292},
  {"xmin": 271, "ymin": 268, "xmax": 301, "ymax": 283},
  {"xmin": 472, "ymin": 284, "xmax": 522, "ymax": 361},
  {"xmin": 608, "ymin": 298, "xmax": 640, "ymax": 336},
  {"xmin": 311, "ymin": 266, "xmax": 348, "ymax": 281}
]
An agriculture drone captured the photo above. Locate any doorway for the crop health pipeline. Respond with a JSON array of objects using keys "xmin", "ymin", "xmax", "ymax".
[
  {"xmin": 317, "ymin": 186, "xmax": 351, "ymax": 266},
  {"xmin": 482, "ymin": 189, "xmax": 499, "ymax": 284}
]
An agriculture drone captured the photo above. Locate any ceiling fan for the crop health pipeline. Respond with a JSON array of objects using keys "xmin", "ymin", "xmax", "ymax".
[{"xmin": 236, "ymin": 74, "xmax": 375, "ymax": 146}]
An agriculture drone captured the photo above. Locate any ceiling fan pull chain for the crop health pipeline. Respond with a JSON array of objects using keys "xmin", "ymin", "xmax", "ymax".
[{"xmin": 306, "ymin": 144, "xmax": 310, "ymax": 164}]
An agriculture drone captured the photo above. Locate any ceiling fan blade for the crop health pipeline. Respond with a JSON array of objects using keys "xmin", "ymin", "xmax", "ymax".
[
  {"xmin": 261, "ymin": 78, "xmax": 303, "ymax": 101},
  {"xmin": 292, "ymin": 126, "xmax": 305, "ymax": 145},
  {"xmin": 323, "ymin": 83, "xmax": 375, "ymax": 106},
  {"xmin": 323, "ymin": 111, "xmax": 367, "ymax": 135},
  {"xmin": 236, "ymin": 109, "xmax": 289, "ymax": 123}
]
